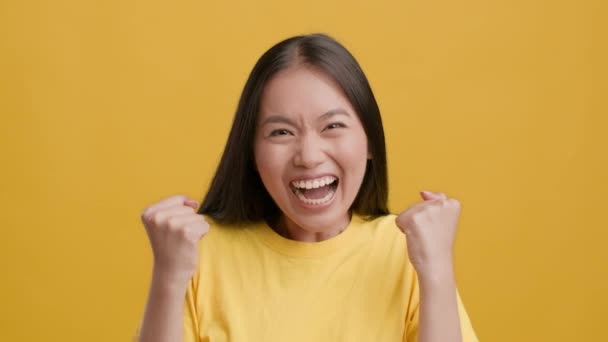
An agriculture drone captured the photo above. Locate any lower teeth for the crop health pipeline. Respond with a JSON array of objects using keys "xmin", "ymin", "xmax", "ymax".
[{"xmin": 294, "ymin": 187, "xmax": 335, "ymax": 205}]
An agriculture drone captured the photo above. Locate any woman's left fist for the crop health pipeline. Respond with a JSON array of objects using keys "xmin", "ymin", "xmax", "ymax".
[{"xmin": 395, "ymin": 191, "xmax": 462, "ymax": 276}]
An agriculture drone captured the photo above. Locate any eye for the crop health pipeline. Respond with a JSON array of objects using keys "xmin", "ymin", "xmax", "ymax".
[
  {"xmin": 325, "ymin": 122, "xmax": 346, "ymax": 130},
  {"xmin": 269, "ymin": 129, "xmax": 292, "ymax": 136}
]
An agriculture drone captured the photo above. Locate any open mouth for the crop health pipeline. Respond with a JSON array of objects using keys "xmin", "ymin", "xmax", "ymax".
[{"xmin": 289, "ymin": 176, "xmax": 339, "ymax": 206}]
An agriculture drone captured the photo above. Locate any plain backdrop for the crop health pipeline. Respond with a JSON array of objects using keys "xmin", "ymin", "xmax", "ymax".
[{"xmin": 1, "ymin": 0, "xmax": 606, "ymax": 341}]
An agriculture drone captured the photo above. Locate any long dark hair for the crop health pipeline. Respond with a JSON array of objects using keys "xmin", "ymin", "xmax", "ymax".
[{"xmin": 198, "ymin": 33, "xmax": 389, "ymax": 224}]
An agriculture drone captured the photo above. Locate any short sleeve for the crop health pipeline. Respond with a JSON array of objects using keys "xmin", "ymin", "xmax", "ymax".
[
  {"xmin": 132, "ymin": 319, "xmax": 142, "ymax": 342},
  {"xmin": 131, "ymin": 277, "xmax": 200, "ymax": 342},
  {"xmin": 183, "ymin": 277, "xmax": 200, "ymax": 341},
  {"xmin": 403, "ymin": 270, "xmax": 479, "ymax": 341}
]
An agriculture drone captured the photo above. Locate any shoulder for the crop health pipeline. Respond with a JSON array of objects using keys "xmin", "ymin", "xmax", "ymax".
[
  {"xmin": 197, "ymin": 214, "xmax": 264, "ymax": 248},
  {"xmin": 200, "ymin": 214, "xmax": 250, "ymax": 238},
  {"xmin": 354, "ymin": 212, "xmax": 406, "ymax": 246},
  {"xmin": 354, "ymin": 213, "xmax": 414, "ymax": 278},
  {"xmin": 357, "ymin": 213, "xmax": 401, "ymax": 233},
  {"xmin": 359, "ymin": 213, "xmax": 399, "ymax": 226},
  {"xmin": 193, "ymin": 215, "xmax": 261, "ymax": 271}
]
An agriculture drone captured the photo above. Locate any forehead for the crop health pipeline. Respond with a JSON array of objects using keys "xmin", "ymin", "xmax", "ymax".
[{"xmin": 258, "ymin": 65, "xmax": 356, "ymax": 120}]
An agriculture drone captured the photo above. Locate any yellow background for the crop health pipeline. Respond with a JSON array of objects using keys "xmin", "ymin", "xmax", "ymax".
[{"xmin": 1, "ymin": 0, "xmax": 606, "ymax": 341}]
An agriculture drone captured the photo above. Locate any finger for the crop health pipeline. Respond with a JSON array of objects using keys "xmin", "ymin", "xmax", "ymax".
[
  {"xmin": 395, "ymin": 215, "xmax": 406, "ymax": 233},
  {"xmin": 402, "ymin": 197, "xmax": 438, "ymax": 215},
  {"xmin": 144, "ymin": 194, "xmax": 195, "ymax": 217},
  {"xmin": 420, "ymin": 190, "xmax": 447, "ymax": 201},
  {"xmin": 148, "ymin": 206, "xmax": 196, "ymax": 224},
  {"xmin": 395, "ymin": 210, "xmax": 416, "ymax": 232},
  {"xmin": 396, "ymin": 196, "xmax": 445, "ymax": 231},
  {"xmin": 184, "ymin": 220, "xmax": 210, "ymax": 241},
  {"xmin": 166, "ymin": 213, "xmax": 205, "ymax": 229},
  {"xmin": 184, "ymin": 199, "xmax": 199, "ymax": 210},
  {"xmin": 395, "ymin": 214, "xmax": 416, "ymax": 235},
  {"xmin": 447, "ymin": 198, "xmax": 461, "ymax": 210}
]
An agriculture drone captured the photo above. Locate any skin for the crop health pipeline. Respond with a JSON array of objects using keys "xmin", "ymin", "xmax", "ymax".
[
  {"xmin": 137, "ymin": 65, "xmax": 464, "ymax": 342},
  {"xmin": 138, "ymin": 196, "xmax": 208, "ymax": 342},
  {"xmin": 254, "ymin": 64, "xmax": 369, "ymax": 242},
  {"xmin": 255, "ymin": 64, "xmax": 463, "ymax": 341},
  {"xmin": 397, "ymin": 191, "xmax": 464, "ymax": 341}
]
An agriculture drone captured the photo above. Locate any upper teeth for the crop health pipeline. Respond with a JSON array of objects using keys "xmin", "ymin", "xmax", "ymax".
[{"xmin": 291, "ymin": 176, "xmax": 337, "ymax": 189}]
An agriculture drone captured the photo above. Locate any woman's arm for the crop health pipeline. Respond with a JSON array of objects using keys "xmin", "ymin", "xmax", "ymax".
[
  {"xmin": 138, "ymin": 195, "xmax": 210, "ymax": 342},
  {"xmin": 138, "ymin": 271, "xmax": 189, "ymax": 342},
  {"xmin": 417, "ymin": 266, "xmax": 462, "ymax": 342},
  {"xmin": 395, "ymin": 190, "xmax": 466, "ymax": 342}
]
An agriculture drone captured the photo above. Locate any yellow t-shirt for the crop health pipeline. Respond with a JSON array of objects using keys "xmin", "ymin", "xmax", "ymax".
[{"xmin": 134, "ymin": 213, "xmax": 479, "ymax": 341}]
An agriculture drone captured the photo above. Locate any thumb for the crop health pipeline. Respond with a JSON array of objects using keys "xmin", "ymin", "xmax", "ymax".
[
  {"xmin": 420, "ymin": 190, "xmax": 447, "ymax": 201},
  {"xmin": 184, "ymin": 199, "xmax": 199, "ymax": 209}
]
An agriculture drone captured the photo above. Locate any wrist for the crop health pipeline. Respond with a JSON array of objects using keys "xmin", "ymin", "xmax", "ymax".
[
  {"xmin": 151, "ymin": 268, "xmax": 191, "ymax": 294},
  {"xmin": 415, "ymin": 261, "xmax": 456, "ymax": 285}
]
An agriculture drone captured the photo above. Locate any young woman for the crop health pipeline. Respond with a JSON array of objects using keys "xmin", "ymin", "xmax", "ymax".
[{"xmin": 135, "ymin": 33, "xmax": 478, "ymax": 342}]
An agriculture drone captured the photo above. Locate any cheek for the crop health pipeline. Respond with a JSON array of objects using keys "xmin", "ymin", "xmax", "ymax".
[
  {"xmin": 254, "ymin": 143, "xmax": 286, "ymax": 182},
  {"xmin": 336, "ymin": 132, "xmax": 369, "ymax": 172}
]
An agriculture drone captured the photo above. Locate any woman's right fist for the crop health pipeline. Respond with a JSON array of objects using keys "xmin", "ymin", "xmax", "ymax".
[{"xmin": 140, "ymin": 195, "xmax": 210, "ymax": 283}]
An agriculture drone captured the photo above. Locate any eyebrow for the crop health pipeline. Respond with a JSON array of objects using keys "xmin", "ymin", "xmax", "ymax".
[{"xmin": 260, "ymin": 108, "xmax": 351, "ymax": 126}]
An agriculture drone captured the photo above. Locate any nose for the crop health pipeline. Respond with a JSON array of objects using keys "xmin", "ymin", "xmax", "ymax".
[{"xmin": 293, "ymin": 134, "xmax": 325, "ymax": 169}]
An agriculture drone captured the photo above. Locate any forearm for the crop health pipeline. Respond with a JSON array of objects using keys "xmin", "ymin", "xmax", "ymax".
[
  {"xmin": 138, "ymin": 270, "xmax": 189, "ymax": 342},
  {"xmin": 418, "ymin": 267, "xmax": 462, "ymax": 342}
]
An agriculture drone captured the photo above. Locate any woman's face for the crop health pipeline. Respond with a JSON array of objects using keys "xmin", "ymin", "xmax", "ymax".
[{"xmin": 254, "ymin": 65, "xmax": 370, "ymax": 238}]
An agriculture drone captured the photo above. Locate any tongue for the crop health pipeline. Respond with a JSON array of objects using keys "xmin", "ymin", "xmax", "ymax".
[{"xmin": 301, "ymin": 184, "xmax": 331, "ymax": 199}]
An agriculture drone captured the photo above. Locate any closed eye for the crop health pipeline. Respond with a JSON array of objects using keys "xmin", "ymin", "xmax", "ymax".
[
  {"xmin": 269, "ymin": 129, "xmax": 293, "ymax": 136},
  {"xmin": 325, "ymin": 122, "xmax": 347, "ymax": 130}
]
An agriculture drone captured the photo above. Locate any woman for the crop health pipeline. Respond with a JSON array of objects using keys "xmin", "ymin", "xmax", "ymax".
[{"xmin": 135, "ymin": 33, "xmax": 478, "ymax": 342}]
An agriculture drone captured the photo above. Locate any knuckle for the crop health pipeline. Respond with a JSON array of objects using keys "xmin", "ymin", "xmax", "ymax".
[
  {"xmin": 151, "ymin": 212, "xmax": 162, "ymax": 225},
  {"xmin": 140, "ymin": 209, "xmax": 150, "ymax": 223},
  {"xmin": 397, "ymin": 212, "xmax": 410, "ymax": 223},
  {"xmin": 171, "ymin": 194, "xmax": 188, "ymax": 202},
  {"xmin": 412, "ymin": 211, "xmax": 424, "ymax": 222},
  {"xmin": 194, "ymin": 215, "xmax": 208, "ymax": 225},
  {"xmin": 165, "ymin": 225, "xmax": 179, "ymax": 236},
  {"xmin": 167, "ymin": 216, "xmax": 180, "ymax": 229},
  {"xmin": 189, "ymin": 222, "xmax": 209, "ymax": 238},
  {"xmin": 178, "ymin": 226, "xmax": 192, "ymax": 240},
  {"xmin": 428, "ymin": 202, "xmax": 441, "ymax": 211}
]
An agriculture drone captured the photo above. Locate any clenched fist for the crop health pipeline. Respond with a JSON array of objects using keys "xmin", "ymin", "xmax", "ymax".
[
  {"xmin": 395, "ymin": 191, "xmax": 461, "ymax": 277},
  {"xmin": 140, "ymin": 195, "xmax": 210, "ymax": 284}
]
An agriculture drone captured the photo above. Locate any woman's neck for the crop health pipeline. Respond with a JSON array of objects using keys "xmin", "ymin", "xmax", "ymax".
[{"xmin": 268, "ymin": 212, "xmax": 352, "ymax": 242}]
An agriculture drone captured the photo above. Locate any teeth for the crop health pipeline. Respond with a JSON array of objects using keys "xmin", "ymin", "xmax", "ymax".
[
  {"xmin": 294, "ymin": 187, "xmax": 336, "ymax": 205},
  {"xmin": 291, "ymin": 176, "xmax": 337, "ymax": 190}
]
